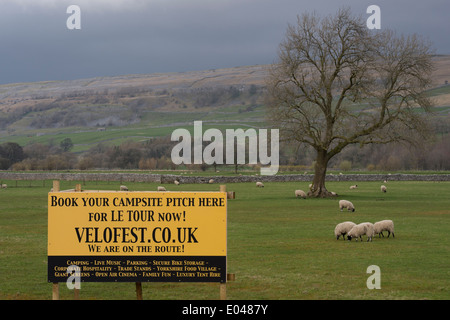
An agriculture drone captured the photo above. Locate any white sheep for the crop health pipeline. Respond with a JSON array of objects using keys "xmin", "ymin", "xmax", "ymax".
[
  {"xmin": 120, "ymin": 185, "xmax": 128, "ymax": 191},
  {"xmin": 174, "ymin": 180, "xmax": 180, "ymax": 185},
  {"xmin": 339, "ymin": 200, "xmax": 355, "ymax": 212},
  {"xmin": 1, "ymin": 184, "xmax": 7, "ymax": 189},
  {"xmin": 294, "ymin": 189, "xmax": 306, "ymax": 199},
  {"xmin": 256, "ymin": 181, "xmax": 264, "ymax": 188},
  {"xmin": 209, "ymin": 179, "xmax": 214, "ymax": 184},
  {"xmin": 157, "ymin": 186, "xmax": 167, "ymax": 191},
  {"xmin": 334, "ymin": 221, "xmax": 356, "ymax": 240},
  {"xmin": 349, "ymin": 184, "xmax": 358, "ymax": 189},
  {"xmin": 347, "ymin": 222, "xmax": 375, "ymax": 242},
  {"xmin": 380, "ymin": 185, "xmax": 387, "ymax": 193},
  {"xmin": 373, "ymin": 220, "xmax": 395, "ymax": 238}
]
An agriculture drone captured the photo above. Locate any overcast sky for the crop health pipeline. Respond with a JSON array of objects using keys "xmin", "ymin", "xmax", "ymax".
[{"xmin": 0, "ymin": 0, "xmax": 449, "ymax": 84}]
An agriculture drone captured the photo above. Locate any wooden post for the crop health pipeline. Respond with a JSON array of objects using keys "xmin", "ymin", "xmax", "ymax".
[
  {"xmin": 227, "ymin": 273, "xmax": 236, "ymax": 281},
  {"xmin": 227, "ymin": 191, "xmax": 235, "ymax": 199},
  {"xmin": 53, "ymin": 180, "xmax": 60, "ymax": 192},
  {"xmin": 52, "ymin": 283, "xmax": 59, "ymax": 300},
  {"xmin": 220, "ymin": 283, "xmax": 227, "ymax": 300},
  {"xmin": 136, "ymin": 282, "xmax": 143, "ymax": 300},
  {"xmin": 74, "ymin": 288, "xmax": 80, "ymax": 300}
]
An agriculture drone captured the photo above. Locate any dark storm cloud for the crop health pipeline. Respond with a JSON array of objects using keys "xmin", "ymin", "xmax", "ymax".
[{"xmin": 0, "ymin": 0, "xmax": 448, "ymax": 84}]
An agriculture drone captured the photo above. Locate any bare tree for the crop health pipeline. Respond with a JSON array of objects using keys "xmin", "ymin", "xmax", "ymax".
[{"xmin": 266, "ymin": 8, "xmax": 434, "ymax": 197}]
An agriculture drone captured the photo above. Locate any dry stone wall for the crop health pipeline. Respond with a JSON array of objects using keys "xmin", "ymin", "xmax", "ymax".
[
  {"xmin": 0, "ymin": 172, "xmax": 161, "ymax": 183},
  {"xmin": 1, "ymin": 172, "xmax": 449, "ymax": 184}
]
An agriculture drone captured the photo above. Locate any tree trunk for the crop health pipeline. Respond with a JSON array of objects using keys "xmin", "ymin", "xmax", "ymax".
[{"xmin": 309, "ymin": 149, "xmax": 333, "ymax": 198}]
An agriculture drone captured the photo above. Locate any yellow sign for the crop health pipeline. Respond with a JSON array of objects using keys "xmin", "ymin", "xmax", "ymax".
[{"xmin": 48, "ymin": 191, "xmax": 227, "ymax": 282}]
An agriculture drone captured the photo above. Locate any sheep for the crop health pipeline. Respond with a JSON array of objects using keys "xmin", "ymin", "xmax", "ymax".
[
  {"xmin": 256, "ymin": 181, "xmax": 264, "ymax": 188},
  {"xmin": 374, "ymin": 220, "xmax": 395, "ymax": 238},
  {"xmin": 347, "ymin": 222, "xmax": 375, "ymax": 242},
  {"xmin": 334, "ymin": 221, "xmax": 356, "ymax": 240},
  {"xmin": 294, "ymin": 189, "xmax": 306, "ymax": 199},
  {"xmin": 380, "ymin": 185, "xmax": 387, "ymax": 193},
  {"xmin": 349, "ymin": 184, "xmax": 358, "ymax": 189},
  {"xmin": 1, "ymin": 184, "xmax": 7, "ymax": 189},
  {"xmin": 174, "ymin": 180, "xmax": 180, "ymax": 185},
  {"xmin": 209, "ymin": 179, "xmax": 214, "ymax": 184},
  {"xmin": 339, "ymin": 200, "xmax": 355, "ymax": 212},
  {"xmin": 157, "ymin": 186, "xmax": 167, "ymax": 191},
  {"xmin": 120, "ymin": 185, "xmax": 128, "ymax": 191},
  {"xmin": 330, "ymin": 191, "xmax": 338, "ymax": 196}
]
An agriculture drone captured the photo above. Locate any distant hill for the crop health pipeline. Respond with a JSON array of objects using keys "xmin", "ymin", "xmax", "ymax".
[
  {"xmin": 0, "ymin": 64, "xmax": 268, "ymax": 115},
  {"xmin": 0, "ymin": 64, "xmax": 271, "ymax": 150},
  {"xmin": 0, "ymin": 56, "xmax": 449, "ymax": 151}
]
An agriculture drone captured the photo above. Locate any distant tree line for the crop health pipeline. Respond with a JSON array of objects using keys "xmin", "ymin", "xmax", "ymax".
[
  {"xmin": 3, "ymin": 127, "xmax": 450, "ymax": 172},
  {"xmin": 282, "ymin": 134, "xmax": 450, "ymax": 172}
]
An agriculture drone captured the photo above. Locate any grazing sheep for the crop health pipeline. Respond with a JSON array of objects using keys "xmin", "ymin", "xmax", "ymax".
[
  {"xmin": 120, "ymin": 185, "xmax": 128, "ymax": 191},
  {"xmin": 339, "ymin": 200, "xmax": 355, "ymax": 212},
  {"xmin": 294, "ymin": 189, "xmax": 307, "ymax": 199},
  {"xmin": 349, "ymin": 185, "xmax": 358, "ymax": 189},
  {"xmin": 381, "ymin": 185, "xmax": 387, "ymax": 193},
  {"xmin": 330, "ymin": 191, "xmax": 338, "ymax": 196},
  {"xmin": 334, "ymin": 221, "xmax": 356, "ymax": 240},
  {"xmin": 1, "ymin": 184, "xmax": 7, "ymax": 189},
  {"xmin": 256, "ymin": 181, "xmax": 264, "ymax": 188},
  {"xmin": 374, "ymin": 220, "xmax": 395, "ymax": 238},
  {"xmin": 174, "ymin": 180, "xmax": 180, "ymax": 185},
  {"xmin": 209, "ymin": 179, "xmax": 214, "ymax": 184},
  {"xmin": 347, "ymin": 222, "xmax": 375, "ymax": 242},
  {"xmin": 157, "ymin": 186, "xmax": 167, "ymax": 191}
]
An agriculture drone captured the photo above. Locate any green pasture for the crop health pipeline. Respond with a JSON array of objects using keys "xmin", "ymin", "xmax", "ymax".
[
  {"xmin": 0, "ymin": 179, "xmax": 449, "ymax": 300},
  {"xmin": 1, "ymin": 122, "xmax": 267, "ymax": 154},
  {"xmin": 0, "ymin": 104, "xmax": 267, "ymax": 153}
]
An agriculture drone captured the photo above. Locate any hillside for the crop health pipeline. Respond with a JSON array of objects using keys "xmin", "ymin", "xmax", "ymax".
[
  {"xmin": 0, "ymin": 56, "xmax": 450, "ymax": 153},
  {"xmin": 0, "ymin": 64, "xmax": 271, "ymax": 151}
]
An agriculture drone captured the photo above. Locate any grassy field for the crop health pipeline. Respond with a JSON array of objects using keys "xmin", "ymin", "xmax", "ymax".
[
  {"xmin": 0, "ymin": 179, "xmax": 449, "ymax": 300},
  {"xmin": 0, "ymin": 107, "xmax": 267, "ymax": 153}
]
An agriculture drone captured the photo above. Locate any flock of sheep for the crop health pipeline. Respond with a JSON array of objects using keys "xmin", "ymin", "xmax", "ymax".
[
  {"xmin": 332, "ymin": 183, "xmax": 394, "ymax": 242},
  {"xmin": 335, "ymin": 220, "xmax": 395, "ymax": 242},
  {"xmin": 118, "ymin": 180, "xmax": 396, "ymax": 243},
  {"xmin": 287, "ymin": 180, "xmax": 393, "ymax": 243}
]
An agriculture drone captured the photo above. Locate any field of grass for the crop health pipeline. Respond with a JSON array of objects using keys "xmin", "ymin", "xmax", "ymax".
[
  {"xmin": 0, "ymin": 179, "xmax": 449, "ymax": 300},
  {"xmin": 0, "ymin": 106, "xmax": 267, "ymax": 153}
]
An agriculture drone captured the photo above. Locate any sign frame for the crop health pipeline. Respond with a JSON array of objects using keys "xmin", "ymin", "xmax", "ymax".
[{"xmin": 47, "ymin": 183, "xmax": 228, "ymax": 285}]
